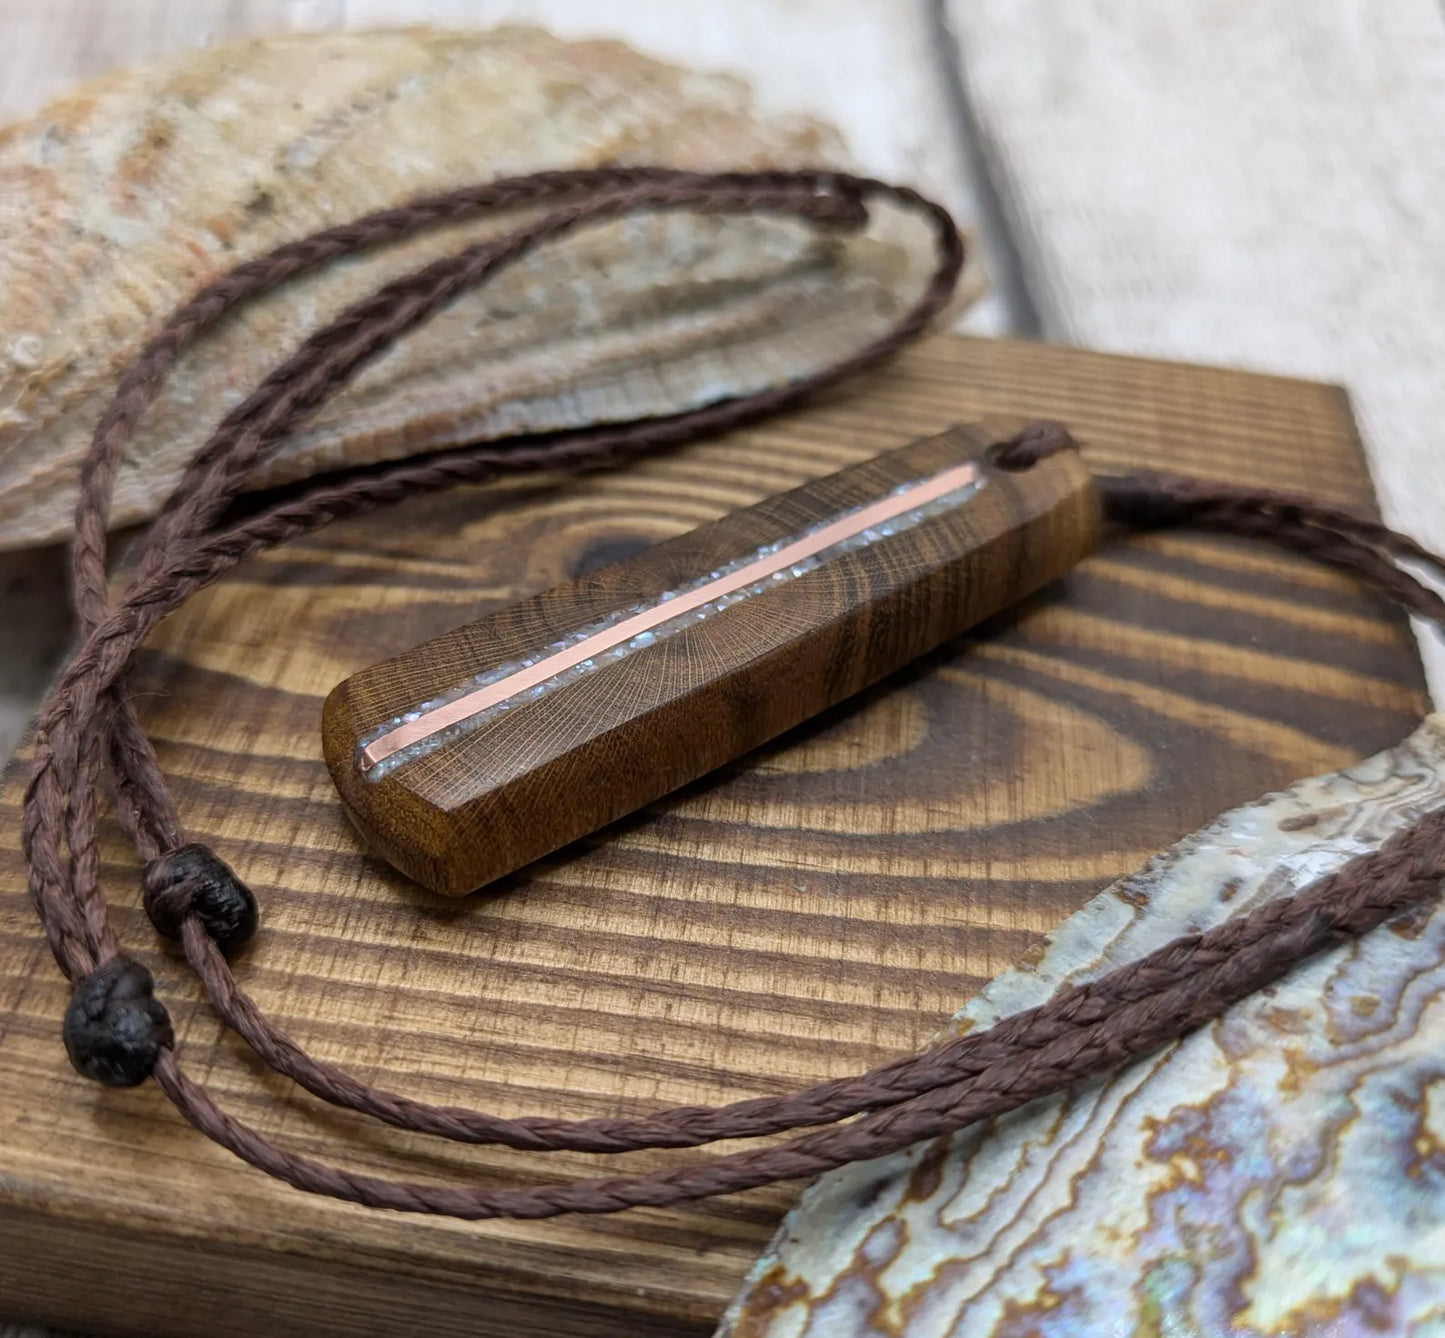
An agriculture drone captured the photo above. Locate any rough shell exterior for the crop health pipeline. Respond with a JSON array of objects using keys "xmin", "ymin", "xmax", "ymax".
[
  {"xmin": 721, "ymin": 715, "xmax": 1445, "ymax": 1336},
  {"xmin": 0, "ymin": 26, "xmax": 937, "ymax": 549}
]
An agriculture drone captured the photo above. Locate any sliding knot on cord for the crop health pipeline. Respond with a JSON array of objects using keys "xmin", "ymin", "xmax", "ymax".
[
  {"xmin": 62, "ymin": 956, "xmax": 173, "ymax": 1088},
  {"xmin": 142, "ymin": 843, "xmax": 258, "ymax": 952}
]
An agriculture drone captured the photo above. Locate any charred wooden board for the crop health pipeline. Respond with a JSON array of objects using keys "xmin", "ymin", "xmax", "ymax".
[{"xmin": 0, "ymin": 333, "xmax": 1427, "ymax": 1337}]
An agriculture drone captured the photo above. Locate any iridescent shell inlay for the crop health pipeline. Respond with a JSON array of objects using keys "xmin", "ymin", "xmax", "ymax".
[{"xmin": 358, "ymin": 461, "xmax": 986, "ymax": 778}]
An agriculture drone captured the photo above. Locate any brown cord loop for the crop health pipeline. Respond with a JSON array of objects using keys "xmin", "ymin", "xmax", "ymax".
[
  {"xmin": 990, "ymin": 419, "xmax": 1078, "ymax": 470},
  {"xmin": 23, "ymin": 165, "xmax": 1445, "ymax": 1219},
  {"xmin": 143, "ymin": 843, "xmax": 258, "ymax": 952}
]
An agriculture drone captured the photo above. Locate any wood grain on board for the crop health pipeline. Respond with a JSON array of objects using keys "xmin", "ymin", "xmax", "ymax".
[{"xmin": 0, "ymin": 332, "xmax": 1429, "ymax": 1337}]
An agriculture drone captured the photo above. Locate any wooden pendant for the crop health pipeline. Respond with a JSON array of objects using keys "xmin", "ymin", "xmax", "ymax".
[{"xmin": 322, "ymin": 422, "xmax": 1100, "ymax": 894}]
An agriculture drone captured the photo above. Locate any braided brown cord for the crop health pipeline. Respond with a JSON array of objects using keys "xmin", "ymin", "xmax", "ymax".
[
  {"xmin": 22, "ymin": 167, "xmax": 1445, "ymax": 1220},
  {"xmin": 47, "ymin": 168, "xmax": 959, "ymax": 980},
  {"xmin": 64, "ymin": 168, "xmax": 924, "ymax": 952}
]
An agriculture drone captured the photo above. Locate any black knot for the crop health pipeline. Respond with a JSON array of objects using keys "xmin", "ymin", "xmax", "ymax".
[
  {"xmin": 990, "ymin": 420, "xmax": 1079, "ymax": 471},
  {"xmin": 143, "ymin": 843, "xmax": 258, "ymax": 952},
  {"xmin": 62, "ymin": 956, "xmax": 173, "ymax": 1087}
]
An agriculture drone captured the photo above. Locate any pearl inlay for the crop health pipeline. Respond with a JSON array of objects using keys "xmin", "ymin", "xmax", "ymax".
[{"xmin": 358, "ymin": 460, "xmax": 986, "ymax": 778}]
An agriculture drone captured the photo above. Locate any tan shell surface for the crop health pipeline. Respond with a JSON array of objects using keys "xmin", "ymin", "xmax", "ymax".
[
  {"xmin": 721, "ymin": 716, "xmax": 1445, "ymax": 1337},
  {"xmin": 0, "ymin": 26, "xmax": 932, "ymax": 550}
]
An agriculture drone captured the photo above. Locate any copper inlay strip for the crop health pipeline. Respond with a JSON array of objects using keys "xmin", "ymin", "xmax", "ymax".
[{"xmin": 360, "ymin": 460, "xmax": 982, "ymax": 771}]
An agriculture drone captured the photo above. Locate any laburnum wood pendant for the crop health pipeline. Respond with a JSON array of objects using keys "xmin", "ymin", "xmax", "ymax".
[{"xmin": 323, "ymin": 423, "xmax": 1099, "ymax": 894}]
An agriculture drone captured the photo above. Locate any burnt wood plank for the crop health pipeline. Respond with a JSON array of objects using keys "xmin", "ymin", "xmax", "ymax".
[{"xmin": 0, "ymin": 333, "xmax": 1426, "ymax": 1336}]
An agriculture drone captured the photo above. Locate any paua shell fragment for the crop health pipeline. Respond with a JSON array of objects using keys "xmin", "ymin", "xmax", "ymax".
[
  {"xmin": 721, "ymin": 715, "xmax": 1445, "ymax": 1337},
  {"xmin": 0, "ymin": 26, "xmax": 939, "ymax": 550}
]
